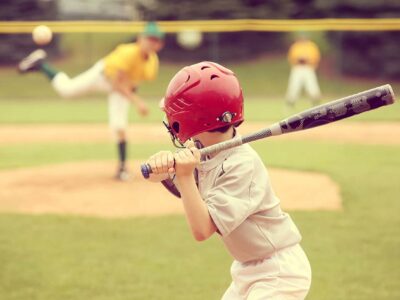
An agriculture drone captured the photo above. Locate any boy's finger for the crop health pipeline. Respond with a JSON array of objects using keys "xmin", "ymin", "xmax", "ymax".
[
  {"xmin": 178, "ymin": 151, "xmax": 189, "ymax": 163},
  {"xmin": 148, "ymin": 159, "xmax": 157, "ymax": 174},
  {"xmin": 173, "ymin": 152, "xmax": 181, "ymax": 163},
  {"xmin": 181, "ymin": 149, "xmax": 192, "ymax": 160},
  {"xmin": 155, "ymin": 154, "xmax": 162, "ymax": 173},
  {"xmin": 190, "ymin": 147, "xmax": 201, "ymax": 161},
  {"xmin": 167, "ymin": 152, "xmax": 175, "ymax": 168},
  {"xmin": 186, "ymin": 140, "xmax": 195, "ymax": 148},
  {"xmin": 161, "ymin": 153, "xmax": 168, "ymax": 172}
]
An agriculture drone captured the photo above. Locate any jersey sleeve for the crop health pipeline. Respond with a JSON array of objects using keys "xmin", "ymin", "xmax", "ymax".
[{"xmin": 204, "ymin": 157, "xmax": 256, "ymax": 236}]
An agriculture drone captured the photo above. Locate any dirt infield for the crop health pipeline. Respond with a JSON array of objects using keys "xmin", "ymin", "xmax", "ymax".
[
  {"xmin": 4, "ymin": 120, "xmax": 395, "ymax": 217},
  {"xmin": 1, "ymin": 121, "xmax": 400, "ymax": 145},
  {"xmin": 0, "ymin": 161, "xmax": 341, "ymax": 218}
]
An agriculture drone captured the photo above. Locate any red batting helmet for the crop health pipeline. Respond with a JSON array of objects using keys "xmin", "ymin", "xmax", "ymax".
[{"xmin": 162, "ymin": 61, "xmax": 244, "ymax": 144}]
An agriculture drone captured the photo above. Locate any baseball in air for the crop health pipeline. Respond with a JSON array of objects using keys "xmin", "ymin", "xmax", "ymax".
[
  {"xmin": 32, "ymin": 25, "xmax": 53, "ymax": 46},
  {"xmin": 177, "ymin": 30, "xmax": 203, "ymax": 50}
]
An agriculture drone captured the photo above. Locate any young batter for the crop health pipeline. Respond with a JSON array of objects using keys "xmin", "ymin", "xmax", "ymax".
[
  {"xmin": 146, "ymin": 62, "xmax": 312, "ymax": 299},
  {"xmin": 18, "ymin": 22, "xmax": 164, "ymax": 180}
]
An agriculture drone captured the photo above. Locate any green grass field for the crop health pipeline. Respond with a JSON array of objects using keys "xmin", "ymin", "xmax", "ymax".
[
  {"xmin": 0, "ymin": 33, "xmax": 399, "ymax": 299},
  {"xmin": 0, "ymin": 96, "xmax": 399, "ymax": 124}
]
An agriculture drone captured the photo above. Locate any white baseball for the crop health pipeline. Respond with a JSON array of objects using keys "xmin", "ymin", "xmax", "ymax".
[
  {"xmin": 177, "ymin": 30, "xmax": 203, "ymax": 50},
  {"xmin": 32, "ymin": 25, "xmax": 53, "ymax": 46}
]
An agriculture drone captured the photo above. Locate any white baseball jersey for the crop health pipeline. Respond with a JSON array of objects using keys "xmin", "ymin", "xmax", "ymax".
[{"xmin": 197, "ymin": 143, "xmax": 302, "ymax": 263}]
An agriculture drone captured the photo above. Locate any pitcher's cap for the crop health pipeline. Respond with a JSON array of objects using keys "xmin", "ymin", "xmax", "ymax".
[{"xmin": 143, "ymin": 22, "xmax": 165, "ymax": 40}]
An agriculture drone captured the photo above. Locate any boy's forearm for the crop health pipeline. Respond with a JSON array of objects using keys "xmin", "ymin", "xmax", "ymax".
[
  {"xmin": 111, "ymin": 80, "xmax": 133, "ymax": 100},
  {"xmin": 110, "ymin": 72, "xmax": 141, "ymax": 104},
  {"xmin": 176, "ymin": 175, "xmax": 216, "ymax": 241},
  {"xmin": 129, "ymin": 91, "xmax": 142, "ymax": 105}
]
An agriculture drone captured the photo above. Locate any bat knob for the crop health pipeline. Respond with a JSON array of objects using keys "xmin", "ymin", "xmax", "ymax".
[{"xmin": 141, "ymin": 163, "xmax": 152, "ymax": 179}]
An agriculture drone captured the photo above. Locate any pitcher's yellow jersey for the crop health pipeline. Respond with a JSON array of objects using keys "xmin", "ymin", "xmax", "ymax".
[
  {"xmin": 288, "ymin": 40, "xmax": 320, "ymax": 68},
  {"xmin": 104, "ymin": 43, "xmax": 159, "ymax": 85}
]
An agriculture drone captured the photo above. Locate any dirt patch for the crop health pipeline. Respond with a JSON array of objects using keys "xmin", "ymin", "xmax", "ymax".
[
  {"xmin": 0, "ymin": 161, "xmax": 341, "ymax": 218},
  {"xmin": 0, "ymin": 122, "xmax": 399, "ymax": 145}
]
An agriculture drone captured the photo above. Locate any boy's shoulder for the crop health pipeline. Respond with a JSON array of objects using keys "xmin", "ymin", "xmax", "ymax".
[
  {"xmin": 233, "ymin": 143, "xmax": 261, "ymax": 158},
  {"xmin": 224, "ymin": 144, "xmax": 263, "ymax": 170},
  {"xmin": 199, "ymin": 144, "xmax": 264, "ymax": 176}
]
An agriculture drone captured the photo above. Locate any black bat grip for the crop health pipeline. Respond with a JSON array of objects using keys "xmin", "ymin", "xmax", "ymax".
[{"xmin": 141, "ymin": 163, "xmax": 152, "ymax": 179}]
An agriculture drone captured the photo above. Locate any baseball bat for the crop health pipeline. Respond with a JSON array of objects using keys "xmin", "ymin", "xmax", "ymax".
[{"xmin": 141, "ymin": 84, "xmax": 395, "ymax": 179}]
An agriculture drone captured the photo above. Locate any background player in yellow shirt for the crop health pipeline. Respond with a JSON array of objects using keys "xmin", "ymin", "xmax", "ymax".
[
  {"xmin": 285, "ymin": 34, "xmax": 322, "ymax": 108},
  {"xmin": 18, "ymin": 22, "xmax": 165, "ymax": 180}
]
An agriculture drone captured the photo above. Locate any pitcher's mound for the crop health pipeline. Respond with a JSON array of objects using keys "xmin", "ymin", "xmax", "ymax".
[{"xmin": 0, "ymin": 161, "xmax": 341, "ymax": 218}]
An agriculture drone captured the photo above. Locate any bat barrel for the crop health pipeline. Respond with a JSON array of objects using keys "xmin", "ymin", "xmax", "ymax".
[{"xmin": 279, "ymin": 84, "xmax": 395, "ymax": 133}]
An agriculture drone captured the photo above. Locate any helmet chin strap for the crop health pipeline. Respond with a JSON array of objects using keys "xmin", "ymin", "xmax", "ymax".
[
  {"xmin": 193, "ymin": 139, "xmax": 210, "ymax": 161},
  {"xmin": 162, "ymin": 119, "xmax": 185, "ymax": 148},
  {"xmin": 163, "ymin": 116, "xmax": 237, "ymax": 152}
]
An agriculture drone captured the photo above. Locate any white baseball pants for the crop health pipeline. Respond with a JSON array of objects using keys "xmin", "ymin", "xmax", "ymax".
[
  {"xmin": 51, "ymin": 60, "xmax": 130, "ymax": 131},
  {"xmin": 222, "ymin": 244, "xmax": 312, "ymax": 300},
  {"xmin": 286, "ymin": 65, "xmax": 321, "ymax": 104}
]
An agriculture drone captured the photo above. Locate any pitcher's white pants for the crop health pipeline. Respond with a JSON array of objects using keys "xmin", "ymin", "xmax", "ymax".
[
  {"xmin": 286, "ymin": 65, "xmax": 321, "ymax": 105},
  {"xmin": 51, "ymin": 60, "xmax": 130, "ymax": 131},
  {"xmin": 221, "ymin": 244, "xmax": 311, "ymax": 300}
]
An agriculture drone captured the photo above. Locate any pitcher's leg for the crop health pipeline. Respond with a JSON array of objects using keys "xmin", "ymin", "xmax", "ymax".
[
  {"xmin": 303, "ymin": 67, "xmax": 321, "ymax": 105},
  {"xmin": 108, "ymin": 91, "xmax": 131, "ymax": 180},
  {"xmin": 18, "ymin": 50, "xmax": 108, "ymax": 99},
  {"xmin": 286, "ymin": 66, "xmax": 305, "ymax": 107},
  {"xmin": 51, "ymin": 61, "xmax": 108, "ymax": 98}
]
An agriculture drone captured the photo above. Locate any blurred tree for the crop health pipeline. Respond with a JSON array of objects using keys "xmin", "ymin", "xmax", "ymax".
[
  {"xmin": 136, "ymin": 0, "xmax": 294, "ymax": 62},
  {"xmin": 0, "ymin": 0, "xmax": 59, "ymax": 64},
  {"xmin": 315, "ymin": 0, "xmax": 400, "ymax": 79},
  {"xmin": 138, "ymin": 0, "xmax": 400, "ymax": 78}
]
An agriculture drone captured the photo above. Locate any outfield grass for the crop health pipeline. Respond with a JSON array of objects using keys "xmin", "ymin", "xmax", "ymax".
[
  {"xmin": 0, "ymin": 140, "xmax": 399, "ymax": 299},
  {"xmin": 0, "ymin": 96, "xmax": 399, "ymax": 124}
]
